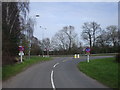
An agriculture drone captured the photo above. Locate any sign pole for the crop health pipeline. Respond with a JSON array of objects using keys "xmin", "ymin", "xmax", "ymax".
[
  {"xmin": 21, "ymin": 52, "xmax": 23, "ymax": 62},
  {"xmin": 19, "ymin": 46, "xmax": 24, "ymax": 63},
  {"xmin": 74, "ymin": 54, "xmax": 76, "ymax": 58},
  {"xmin": 87, "ymin": 54, "xmax": 89, "ymax": 62},
  {"xmin": 85, "ymin": 47, "xmax": 90, "ymax": 63}
]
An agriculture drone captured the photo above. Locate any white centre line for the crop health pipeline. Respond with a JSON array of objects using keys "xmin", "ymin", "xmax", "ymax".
[
  {"xmin": 62, "ymin": 60, "xmax": 66, "ymax": 62},
  {"xmin": 62, "ymin": 60, "xmax": 69, "ymax": 62},
  {"xmin": 51, "ymin": 70, "xmax": 56, "ymax": 90},
  {"xmin": 53, "ymin": 63, "xmax": 59, "ymax": 68}
]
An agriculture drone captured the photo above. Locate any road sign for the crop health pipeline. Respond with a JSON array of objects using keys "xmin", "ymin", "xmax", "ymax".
[
  {"xmin": 19, "ymin": 51, "xmax": 24, "ymax": 56},
  {"xmin": 85, "ymin": 47, "xmax": 90, "ymax": 52},
  {"xmin": 19, "ymin": 46, "xmax": 24, "ymax": 51},
  {"xmin": 18, "ymin": 49, "xmax": 24, "ymax": 63}
]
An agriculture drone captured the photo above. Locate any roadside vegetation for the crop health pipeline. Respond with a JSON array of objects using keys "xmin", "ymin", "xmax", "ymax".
[
  {"xmin": 2, "ymin": 2, "xmax": 119, "ymax": 66},
  {"xmin": 2, "ymin": 56, "xmax": 52, "ymax": 80},
  {"xmin": 2, "ymin": 2, "xmax": 119, "ymax": 86},
  {"xmin": 90, "ymin": 53, "xmax": 117, "ymax": 56},
  {"xmin": 78, "ymin": 57, "xmax": 119, "ymax": 88}
]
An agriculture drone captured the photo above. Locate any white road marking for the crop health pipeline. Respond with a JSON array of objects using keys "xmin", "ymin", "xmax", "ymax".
[
  {"xmin": 51, "ymin": 63, "xmax": 59, "ymax": 89},
  {"xmin": 53, "ymin": 63, "xmax": 59, "ymax": 68},
  {"xmin": 51, "ymin": 70, "xmax": 56, "ymax": 90},
  {"xmin": 62, "ymin": 60, "xmax": 67, "ymax": 62}
]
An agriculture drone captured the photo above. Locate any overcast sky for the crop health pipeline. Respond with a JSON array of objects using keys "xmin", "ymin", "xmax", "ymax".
[{"xmin": 29, "ymin": 2, "xmax": 118, "ymax": 41}]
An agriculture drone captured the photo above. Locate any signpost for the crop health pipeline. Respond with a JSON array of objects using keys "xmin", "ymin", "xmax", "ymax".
[
  {"xmin": 18, "ymin": 46, "xmax": 24, "ymax": 62},
  {"xmin": 85, "ymin": 47, "xmax": 90, "ymax": 62}
]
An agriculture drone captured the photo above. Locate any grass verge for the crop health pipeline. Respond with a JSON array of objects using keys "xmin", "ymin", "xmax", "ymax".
[
  {"xmin": 78, "ymin": 57, "xmax": 119, "ymax": 88},
  {"xmin": 2, "ymin": 56, "xmax": 52, "ymax": 80}
]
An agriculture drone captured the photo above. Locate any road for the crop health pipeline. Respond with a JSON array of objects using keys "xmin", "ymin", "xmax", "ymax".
[{"xmin": 3, "ymin": 56, "xmax": 112, "ymax": 88}]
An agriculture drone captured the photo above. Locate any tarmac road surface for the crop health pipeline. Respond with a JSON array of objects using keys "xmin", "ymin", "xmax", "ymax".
[{"xmin": 3, "ymin": 56, "xmax": 113, "ymax": 88}]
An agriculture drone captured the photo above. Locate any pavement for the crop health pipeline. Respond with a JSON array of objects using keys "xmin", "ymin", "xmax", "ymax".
[{"xmin": 2, "ymin": 56, "xmax": 113, "ymax": 88}]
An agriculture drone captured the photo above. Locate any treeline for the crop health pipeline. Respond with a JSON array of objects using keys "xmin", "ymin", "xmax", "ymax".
[
  {"xmin": 2, "ymin": 2, "xmax": 42, "ymax": 65},
  {"xmin": 2, "ymin": 2, "xmax": 119, "ymax": 65},
  {"xmin": 81, "ymin": 22, "xmax": 120, "ymax": 54},
  {"xmin": 2, "ymin": 2, "xmax": 30, "ymax": 65},
  {"xmin": 50, "ymin": 23, "xmax": 119, "ymax": 55},
  {"xmin": 30, "ymin": 23, "xmax": 119, "ymax": 55}
]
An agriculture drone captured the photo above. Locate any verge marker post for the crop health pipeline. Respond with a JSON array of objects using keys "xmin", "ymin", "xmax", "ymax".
[
  {"xmin": 78, "ymin": 54, "xmax": 80, "ymax": 58},
  {"xmin": 74, "ymin": 54, "xmax": 76, "ymax": 58}
]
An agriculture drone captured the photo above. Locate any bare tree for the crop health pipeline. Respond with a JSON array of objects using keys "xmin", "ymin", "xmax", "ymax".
[
  {"xmin": 26, "ymin": 18, "xmax": 35, "ymax": 58},
  {"xmin": 106, "ymin": 25, "xmax": 118, "ymax": 47},
  {"xmin": 3, "ymin": 2, "xmax": 29, "ymax": 34},
  {"xmin": 51, "ymin": 37, "xmax": 60, "ymax": 51},
  {"xmin": 53, "ymin": 30, "xmax": 69, "ymax": 50},
  {"xmin": 51, "ymin": 25, "xmax": 78, "ymax": 54},
  {"xmin": 81, "ymin": 21, "xmax": 101, "ymax": 48},
  {"xmin": 62, "ymin": 25, "xmax": 77, "ymax": 50},
  {"xmin": 42, "ymin": 38, "xmax": 51, "ymax": 56},
  {"xmin": 26, "ymin": 18, "xmax": 34, "ymax": 40},
  {"xmin": 2, "ymin": 2, "xmax": 29, "ymax": 65},
  {"xmin": 30, "ymin": 36, "xmax": 41, "ymax": 55},
  {"xmin": 96, "ymin": 29, "xmax": 110, "ymax": 47},
  {"xmin": 42, "ymin": 38, "xmax": 51, "ymax": 50}
]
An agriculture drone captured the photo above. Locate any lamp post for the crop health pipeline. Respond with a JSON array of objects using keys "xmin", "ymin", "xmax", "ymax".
[
  {"xmin": 36, "ymin": 14, "xmax": 40, "ymax": 18},
  {"xmin": 24, "ymin": 23, "xmax": 32, "ymax": 60},
  {"xmin": 27, "ymin": 14, "xmax": 40, "ymax": 59},
  {"xmin": 40, "ymin": 26, "xmax": 47, "ymax": 57},
  {"xmin": 35, "ymin": 14, "xmax": 47, "ymax": 57}
]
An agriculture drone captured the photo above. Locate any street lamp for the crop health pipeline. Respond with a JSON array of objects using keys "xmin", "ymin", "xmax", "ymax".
[
  {"xmin": 35, "ymin": 14, "xmax": 48, "ymax": 57},
  {"xmin": 28, "ymin": 14, "xmax": 40, "ymax": 59},
  {"xmin": 36, "ymin": 14, "xmax": 40, "ymax": 18},
  {"xmin": 33, "ymin": 14, "xmax": 43, "ymax": 57},
  {"xmin": 40, "ymin": 26, "xmax": 47, "ymax": 57},
  {"xmin": 25, "ymin": 24, "xmax": 32, "ymax": 59}
]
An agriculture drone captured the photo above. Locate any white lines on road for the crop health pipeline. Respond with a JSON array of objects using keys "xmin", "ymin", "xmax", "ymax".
[
  {"xmin": 51, "ymin": 70, "xmax": 56, "ymax": 90},
  {"xmin": 53, "ymin": 63, "xmax": 59, "ymax": 68},
  {"xmin": 51, "ymin": 63, "xmax": 59, "ymax": 89},
  {"xmin": 63, "ymin": 60, "xmax": 69, "ymax": 62},
  {"xmin": 62, "ymin": 60, "xmax": 66, "ymax": 62}
]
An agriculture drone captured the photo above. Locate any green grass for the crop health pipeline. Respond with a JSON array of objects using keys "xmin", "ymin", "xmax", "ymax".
[
  {"xmin": 90, "ymin": 53, "xmax": 117, "ymax": 56},
  {"xmin": 2, "ymin": 56, "xmax": 52, "ymax": 80},
  {"xmin": 78, "ymin": 57, "xmax": 119, "ymax": 88}
]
